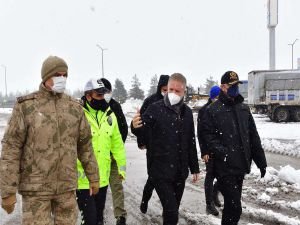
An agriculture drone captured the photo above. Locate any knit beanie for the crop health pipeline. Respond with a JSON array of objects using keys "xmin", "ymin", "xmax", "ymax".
[
  {"xmin": 41, "ymin": 56, "xmax": 68, "ymax": 83},
  {"xmin": 209, "ymin": 85, "xmax": 221, "ymax": 99}
]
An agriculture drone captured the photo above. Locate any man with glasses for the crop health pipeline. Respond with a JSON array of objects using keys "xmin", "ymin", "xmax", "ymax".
[
  {"xmin": 0, "ymin": 56, "xmax": 99, "ymax": 225},
  {"xmin": 199, "ymin": 71, "xmax": 267, "ymax": 225}
]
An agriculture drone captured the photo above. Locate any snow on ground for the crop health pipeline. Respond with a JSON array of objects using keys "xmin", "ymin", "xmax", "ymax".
[
  {"xmin": 0, "ymin": 108, "xmax": 13, "ymax": 114},
  {"xmin": 253, "ymin": 114, "xmax": 300, "ymax": 158},
  {"xmin": 1, "ymin": 101, "xmax": 300, "ymax": 224}
]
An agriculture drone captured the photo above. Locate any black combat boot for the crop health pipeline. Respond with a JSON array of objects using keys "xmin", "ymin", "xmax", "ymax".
[
  {"xmin": 116, "ymin": 216, "xmax": 126, "ymax": 225},
  {"xmin": 206, "ymin": 202, "xmax": 219, "ymax": 216}
]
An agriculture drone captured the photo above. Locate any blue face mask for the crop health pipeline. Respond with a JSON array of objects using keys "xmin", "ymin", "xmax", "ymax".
[{"xmin": 227, "ymin": 85, "xmax": 239, "ymax": 98}]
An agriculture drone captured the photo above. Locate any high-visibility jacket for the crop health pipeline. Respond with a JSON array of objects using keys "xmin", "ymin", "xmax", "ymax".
[{"xmin": 77, "ymin": 102, "xmax": 126, "ymax": 189}]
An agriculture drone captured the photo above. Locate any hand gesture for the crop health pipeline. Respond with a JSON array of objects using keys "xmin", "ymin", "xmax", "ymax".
[{"xmin": 132, "ymin": 108, "xmax": 143, "ymax": 128}]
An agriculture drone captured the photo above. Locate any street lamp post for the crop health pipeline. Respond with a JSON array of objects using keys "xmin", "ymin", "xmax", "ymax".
[
  {"xmin": 1, "ymin": 64, "xmax": 7, "ymax": 98},
  {"xmin": 288, "ymin": 39, "xmax": 298, "ymax": 69},
  {"xmin": 96, "ymin": 44, "xmax": 108, "ymax": 78}
]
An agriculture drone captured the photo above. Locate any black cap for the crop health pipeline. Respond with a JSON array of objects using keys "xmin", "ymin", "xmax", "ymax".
[
  {"xmin": 100, "ymin": 78, "xmax": 112, "ymax": 91},
  {"xmin": 221, "ymin": 71, "xmax": 243, "ymax": 85}
]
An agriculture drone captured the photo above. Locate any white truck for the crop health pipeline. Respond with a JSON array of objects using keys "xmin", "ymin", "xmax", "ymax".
[{"xmin": 248, "ymin": 70, "xmax": 300, "ymax": 122}]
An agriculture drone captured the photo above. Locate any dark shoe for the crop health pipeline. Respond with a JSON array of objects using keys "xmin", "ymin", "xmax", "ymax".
[
  {"xmin": 213, "ymin": 191, "xmax": 221, "ymax": 207},
  {"xmin": 116, "ymin": 216, "xmax": 126, "ymax": 225},
  {"xmin": 140, "ymin": 200, "xmax": 148, "ymax": 214},
  {"xmin": 206, "ymin": 203, "xmax": 219, "ymax": 216},
  {"xmin": 97, "ymin": 222, "xmax": 103, "ymax": 225}
]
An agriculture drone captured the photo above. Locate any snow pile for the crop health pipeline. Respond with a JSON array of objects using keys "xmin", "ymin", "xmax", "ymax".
[
  {"xmin": 261, "ymin": 139, "xmax": 300, "ymax": 158},
  {"xmin": 278, "ymin": 165, "xmax": 300, "ymax": 185},
  {"xmin": 243, "ymin": 205, "xmax": 300, "ymax": 225},
  {"xmin": 290, "ymin": 201, "xmax": 300, "ymax": 211},
  {"xmin": 258, "ymin": 193, "xmax": 271, "ymax": 203}
]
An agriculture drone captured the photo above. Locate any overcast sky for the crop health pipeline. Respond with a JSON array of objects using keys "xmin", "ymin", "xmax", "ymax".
[{"xmin": 0, "ymin": 0, "xmax": 299, "ymax": 94}]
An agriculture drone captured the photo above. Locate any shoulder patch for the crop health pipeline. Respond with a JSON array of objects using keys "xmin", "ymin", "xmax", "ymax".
[{"xmin": 17, "ymin": 93, "xmax": 37, "ymax": 103}]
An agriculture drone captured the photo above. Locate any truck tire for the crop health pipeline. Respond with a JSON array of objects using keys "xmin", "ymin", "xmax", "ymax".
[
  {"xmin": 274, "ymin": 107, "xmax": 289, "ymax": 122},
  {"xmin": 292, "ymin": 108, "xmax": 300, "ymax": 122}
]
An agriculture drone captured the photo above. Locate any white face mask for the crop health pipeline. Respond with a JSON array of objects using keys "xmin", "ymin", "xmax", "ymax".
[
  {"xmin": 104, "ymin": 93, "xmax": 112, "ymax": 103},
  {"xmin": 51, "ymin": 76, "xmax": 67, "ymax": 93},
  {"xmin": 168, "ymin": 92, "xmax": 182, "ymax": 105},
  {"xmin": 161, "ymin": 92, "xmax": 167, "ymax": 97}
]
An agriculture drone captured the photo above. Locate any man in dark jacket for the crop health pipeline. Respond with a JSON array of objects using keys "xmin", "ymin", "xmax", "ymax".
[
  {"xmin": 138, "ymin": 74, "xmax": 169, "ymax": 214},
  {"xmin": 199, "ymin": 71, "xmax": 267, "ymax": 225},
  {"xmin": 100, "ymin": 78, "xmax": 128, "ymax": 225},
  {"xmin": 131, "ymin": 73, "xmax": 200, "ymax": 225},
  {"xmin": 197, "ymin": 85, "xmax": 221, "ymax": 216}
]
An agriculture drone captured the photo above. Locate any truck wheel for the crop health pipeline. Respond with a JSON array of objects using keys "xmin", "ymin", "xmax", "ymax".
[
  {"xmin": 275, "ymin": 108, "xmax": 289, "ymax": 122},
  {"xmin": 292, "ymin": 109, "xmax": 300, "ymax": 122}
]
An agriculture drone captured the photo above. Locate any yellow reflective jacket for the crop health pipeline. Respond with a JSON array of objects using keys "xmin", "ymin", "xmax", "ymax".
[{"xmin": 77, "ymin": 102, "xmax": 126, "ymax": 189}]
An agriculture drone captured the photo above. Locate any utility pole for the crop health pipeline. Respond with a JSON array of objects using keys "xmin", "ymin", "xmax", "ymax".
[
  {"xmin": 288, "ymin": 39, "xmax": 298, "ymax": 69},
  {"xmin": 96, "ymin": 44, "xmax": 108, "ymax": 78},
  {"xmin": 1, "ymin": 64, "xmax": 7, "ymax": 98},
  {"xmin": 267, "ymin": 0, "xmax": 278, "ymax": 70}
]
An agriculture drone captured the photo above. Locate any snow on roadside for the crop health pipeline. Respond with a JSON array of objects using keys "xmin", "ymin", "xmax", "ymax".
[
  {"xmin": 253, "ymin": 114, "xmax": 300, "ymax": 158},
  {"xmin": 0, "ymin": 108, "xmax": 13, "ymax": 114},
  {"xmin": 243, "ymin": 206, "xmax": 300, "ymax": 225}
]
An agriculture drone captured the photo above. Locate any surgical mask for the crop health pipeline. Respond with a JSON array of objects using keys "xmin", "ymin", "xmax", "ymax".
[
  {"xmin": 89, "ymin": 98, "xmax": 109, "ymax": 112},
  {"xmin": 168, "ymin": 93, "xmax": 182, "ymax": 106},
  {"xmin": 51, "ymin": 76, "xmax": 67, "ymax": 93},
  {"xmin": 227, "ymin": 85, "xmax": 239, "ymax": 98},
  {"xmin": 161, "ymin": 92, "xmax": 166, "ymax": 97},
  {"xmin": 104, "ymin": 93, "xmax": 112, "ymax": 103}
]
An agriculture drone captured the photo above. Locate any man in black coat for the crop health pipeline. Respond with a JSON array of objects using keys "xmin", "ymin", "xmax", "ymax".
[
  {"xmin": 138, "ymin": 74, "xmax": 169, "ymax": 214},
  {"xmin": 197, "ymin": 85, "xmax": 221, "ymax": 216},
  {"xmin": 100, "ymin": 78, "xmax": 128, "ymax": 225},
  {"xmin": 199, "ymin": 71, "xmax": 267, "ymax": 225},
  {"xmin": 131, "ymin": 73, "xmax": 200, "ymax": 225}
]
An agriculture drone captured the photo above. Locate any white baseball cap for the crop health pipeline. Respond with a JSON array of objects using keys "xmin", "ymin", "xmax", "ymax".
[{"xmin": 84, "ymin": 78, "xmax": 108, "ymax": 94}]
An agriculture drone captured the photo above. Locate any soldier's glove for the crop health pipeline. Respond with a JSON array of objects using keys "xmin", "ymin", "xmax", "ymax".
[
  {"xmin": 260, "ymin": 167, "xmax": 266, "ymax": 178},
  {"xmin": 1, "ymin": 194, "xmax": 16, "ymax": 214},
  {"xmin": 89, "ymin": 181, "xmax": 99, "ymax": 196}
]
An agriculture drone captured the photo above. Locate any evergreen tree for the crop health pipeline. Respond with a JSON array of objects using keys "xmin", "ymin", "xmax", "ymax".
[
  {"xmin": 147, "ymin": 74, "xmax": 158, "ymax": 96},
  {"xmin": 204, "ymin": 76, "xmax": 218, "ymax": 94},
  {"xmin": 113, "ymin": 79, "xmax": 128, "ymax": 104},
  {"xmin": 129, "ymin": 74, "xmax": 145, "ymax": 100},
  {"xmin": 72, "ymin": 89, "xmax": 84, "ymax": 99}
]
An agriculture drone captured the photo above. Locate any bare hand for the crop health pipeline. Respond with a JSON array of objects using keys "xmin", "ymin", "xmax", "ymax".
[
  {"xmin": 132, "ymin": 109, "xmax": 143, "ymax": 128},
  {"xmin": 192, "ymin": 173, "xmax": 200, "ymax": 183},
  {"xmin": 202, "ymin": 154, "xmax": 209, "ymax": 163}
]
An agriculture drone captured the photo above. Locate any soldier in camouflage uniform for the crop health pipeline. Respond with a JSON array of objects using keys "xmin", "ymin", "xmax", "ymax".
[{"xmin": 0, "ymin": 56, "xmax": 100, "ymax": 225}]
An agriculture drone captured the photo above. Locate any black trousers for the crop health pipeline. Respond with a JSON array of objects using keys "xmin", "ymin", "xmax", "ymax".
[
  {"xmin": 218, "ymin": 175, "xmax": 244, "ymax": 225},
  {"xmin": 153, "ymin": 178, "xmax": 185, "ymax": 225},
  {"xmin": 141, "ymin": 177, "xmax": 155, "ymax": 204},
  {"xmin": 76, "ymin": 186, "xmax": 108, "ymax": 225},
  {"xmin": 204, "ymin": 159, "xmax": 219, "ymax": 205}
]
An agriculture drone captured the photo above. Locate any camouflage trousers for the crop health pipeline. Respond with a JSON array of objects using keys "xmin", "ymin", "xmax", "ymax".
[
  {"xmin": 109, "ymin": 157, "xmax": 127, "ymax": 218},
  {"xmin": 22, "ymin": 191, "xmax": 78, "ymax": 225}
]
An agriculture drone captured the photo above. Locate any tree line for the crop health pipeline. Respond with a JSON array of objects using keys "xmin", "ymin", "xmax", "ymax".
[{"xmin": 0, "ymin": 75, "xmax": 218, "ymax": 106}]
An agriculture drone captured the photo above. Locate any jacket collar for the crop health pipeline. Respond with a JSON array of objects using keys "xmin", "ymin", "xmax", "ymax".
[
  {"xmin": 39, "ymin": 83, "xmax": 63, "ymax": 99},
  {"xmin": 163, "ymin": 94, "xmax": 184, "ymax": 114},
  {"xmin": 219, "ymin": 91, "xmax": 244, "ymax": 106}
]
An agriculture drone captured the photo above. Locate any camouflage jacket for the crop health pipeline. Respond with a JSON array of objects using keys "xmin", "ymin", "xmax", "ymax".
[{"xmin": 0, "ymin": 84, "xmax": 99, "ymax": 198}]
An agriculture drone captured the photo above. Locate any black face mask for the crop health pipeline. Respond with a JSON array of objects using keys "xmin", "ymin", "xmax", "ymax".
[{"xmin": 89, "ymin": 98, "xmax": 109, "ymax": 111}]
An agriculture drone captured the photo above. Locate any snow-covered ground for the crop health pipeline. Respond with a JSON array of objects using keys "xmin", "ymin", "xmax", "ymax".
[{"xmin": 0, "ymin": 100, "xmax": 300, "ymax": 224}]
